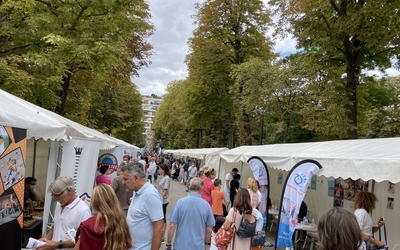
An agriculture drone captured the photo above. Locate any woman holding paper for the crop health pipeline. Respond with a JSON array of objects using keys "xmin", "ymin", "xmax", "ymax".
[{"xmin": 74, "ymin": 184, "xmax": 132, "ymax": 250}]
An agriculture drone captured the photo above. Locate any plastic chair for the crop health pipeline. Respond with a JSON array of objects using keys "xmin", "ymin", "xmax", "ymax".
[
  {"xmin": 269, "ymin": 214, "xmax": 279, "ymax": 232},
  {"xmin": 302, "ymin": 231, "xmax": 318, "ymax": 250}
]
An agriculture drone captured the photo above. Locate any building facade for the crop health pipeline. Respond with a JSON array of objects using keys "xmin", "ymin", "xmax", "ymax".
[{"xmin": 142, "ymin": 95, "xmax": 162, "ymax": 152}]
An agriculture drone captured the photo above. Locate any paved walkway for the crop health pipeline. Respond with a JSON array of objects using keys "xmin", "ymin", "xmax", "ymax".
[{"xmin": 158, "ymin": 178, "xmax": 278, "ymax": 249}]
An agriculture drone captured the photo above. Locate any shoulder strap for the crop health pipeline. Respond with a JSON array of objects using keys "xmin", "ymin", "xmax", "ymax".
[{"xmin": 378, "ymin": 224, "xmax": 388, "ymax": 246}]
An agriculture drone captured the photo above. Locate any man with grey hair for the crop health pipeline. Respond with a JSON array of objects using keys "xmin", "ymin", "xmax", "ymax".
[
  {"xmin": 37, "ymin": 176, "xmax": 91, "ymax": 250},
  {"xmin": 166, "ymin": 177, "xmax": 215, "ymax": 250},
  {"xmin": 121, "ymin": 162, "xmax": 164, "ymax": 250},
  {"xmin": 111, "ymin": 161, "xmax": 133, "ymax": 215}
]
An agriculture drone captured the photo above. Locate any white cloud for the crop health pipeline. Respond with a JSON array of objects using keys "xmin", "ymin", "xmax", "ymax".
[{"xmin": 133, "ymin": 0, "xmax": 199, "ymax": 96}]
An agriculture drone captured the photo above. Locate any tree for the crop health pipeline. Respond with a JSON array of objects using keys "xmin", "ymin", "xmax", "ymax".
[
  {"xmin": 358, "ymin": 76, "xmax": 400, "ymax": 138},
  {"xmin": 0, "ymin": 0, "xmax": 153, "ymax": 143},
  {"xmin": 152, "ymin": 80, "xmax": 195, "ymax": 149},
  {"xmin": 270, "ymin": 0, "xmax": 400, "ymax": 138},
  {"xmin": 187, "ymin": 0, "xmax": 274, "ymax": 147},
  {"xmin": 231, "ymin": 56, "xmax": 315, "ymax": 143},
  {"xmin": 1, "ymin": 0, "xmax": 153, "ymax": 114}
]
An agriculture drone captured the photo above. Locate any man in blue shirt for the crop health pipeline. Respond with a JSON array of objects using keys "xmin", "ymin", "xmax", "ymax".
[
  {"xmin": 167, "ymin": 177, "xmax": 215, "ymax": 250},
  {"xmin": 121, "ymin": 162, "xmax": 164, "ymax": 250}
]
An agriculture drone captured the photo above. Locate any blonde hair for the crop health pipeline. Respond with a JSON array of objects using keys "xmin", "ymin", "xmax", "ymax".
[
  {"xmin": 246, "ymin": 177, "xmax": 258, "ymax": 192},
  {"xmin": 91, "ymin": 184, "xmax": 132, "ymax": 250}
]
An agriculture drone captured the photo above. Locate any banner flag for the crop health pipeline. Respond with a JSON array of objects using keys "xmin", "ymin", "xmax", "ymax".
[
  {"xmin": 247, "ymin": 157, "xmax": 270, "ymax": 215},
  {"xmin": 0, "ymin": 125, "xmax": 27, "ymax": 249},
  {"xmin": 59, "ymin": 138, "xmax": 101, "ymax": 207},
  {"xmin": 248, "ymin": 157, "xmax": 270, "ymax": 228},
  {"xmin": 275, "ymin": 160, "xmax": 322, "ymax": 249}
]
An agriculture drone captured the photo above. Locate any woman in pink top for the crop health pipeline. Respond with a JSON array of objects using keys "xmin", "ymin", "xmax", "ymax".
[
  {"xmin": 247, "ymin": 177, "xmax": 260, "ymax": 209},
  {"xmin": 96, "ymin": 165, "xmax": 111, "ymax": 185},
  {"xmin": 201, "ymin": 168, "xmax": 216, "ymax": 206}
]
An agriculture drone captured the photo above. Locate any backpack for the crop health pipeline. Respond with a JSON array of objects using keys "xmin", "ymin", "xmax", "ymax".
[{"xmin": 236, "ymin": 213, "xmax": 256, "ymax": 238}]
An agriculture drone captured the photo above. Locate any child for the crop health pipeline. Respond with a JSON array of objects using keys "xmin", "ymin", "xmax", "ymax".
[
  {"xmin": 210, "ymin": 216, "xmax": 225, "ymax": 250},
  {"xmin": 211, "ymin": 179, "xmax": 227, "ymax": 218}
]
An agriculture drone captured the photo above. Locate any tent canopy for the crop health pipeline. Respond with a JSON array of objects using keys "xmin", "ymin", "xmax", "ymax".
[
  {"xmin": 220, "ymin": 138, "xmax": 400, "ymax": 183},
  {"xmin": 173, "ymin": 148, "xmax": 228, "ymax": 159},
  {"xmin": 0, "ymin": 89, "xmax": 138, "ymax": 150}
]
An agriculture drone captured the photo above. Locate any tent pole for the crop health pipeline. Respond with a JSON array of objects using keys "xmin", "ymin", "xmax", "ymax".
[
  {"xmin": 239, "ymin": 162, "xmax": 243, "ymax": 186},
  {"xmin": 218, "ymin": 158, "xmax": 222, "ymax": 178},
  {"xmin": 32, "ymin": 139, "xmax": 38, "ymax": 177}
]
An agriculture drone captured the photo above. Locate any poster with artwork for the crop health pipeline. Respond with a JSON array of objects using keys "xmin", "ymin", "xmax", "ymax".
[
  {"xmin": 333, "ymin": 177, "xmax": 369, "ymax": 212},
  {"xmin": 388, "ymin": 182, "xmax": 395, "ymax": 194},
  {"xmin": 387, "ymin": 197, "xmax": 394, "ymax": 210},
  {"xmin": 0, "ymin": 125, "xmax": 27, "ymax": 249}
]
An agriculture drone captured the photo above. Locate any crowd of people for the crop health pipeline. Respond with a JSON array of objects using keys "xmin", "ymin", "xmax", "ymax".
[{"xmin": 30, "ymin": 152, "xmax": 388, "ymax": 250}]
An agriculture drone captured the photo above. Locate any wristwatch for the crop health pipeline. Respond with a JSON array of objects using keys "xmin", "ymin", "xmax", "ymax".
[{"xmin": 58, "ymin": 240, "xmax": 63, "ymax": 249}]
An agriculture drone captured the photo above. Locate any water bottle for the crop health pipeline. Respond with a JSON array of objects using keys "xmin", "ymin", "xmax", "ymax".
[
  {"xmin": 303, "ymin": 215, "xmax": 308, "ymax": 224},
  {"xmin": 311, "ymin": 219, "xmax": 315, "ymax": 226}
]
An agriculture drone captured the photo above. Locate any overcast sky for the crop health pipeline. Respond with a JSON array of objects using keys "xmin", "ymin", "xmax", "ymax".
[{"xmin": 133, "ymin": 0, "xmax": 398, "ymax": 97}]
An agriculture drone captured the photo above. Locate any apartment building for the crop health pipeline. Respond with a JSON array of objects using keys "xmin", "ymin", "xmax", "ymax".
[
  {"xmin": 142, "ymin": 95, "xmax": 162, "ymax": 133},
  {"xmin": 142, "ymin": 95, "xmax": 162, "ymax": 151}
]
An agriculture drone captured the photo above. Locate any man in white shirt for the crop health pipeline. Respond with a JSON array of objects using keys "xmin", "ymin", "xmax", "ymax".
[
  {"xmin": 186, "ymin": 163, "xmax": 198, "ymax": 192},
  {"xmin": 37, "ymin": 176, "xmax": 91, "ymax": 250},
  {"xmin": 147, "ymin": 157, "xmax": 157, "ymax": 183},
  {"xmin": 223, "ymin": 168, "xmax": 239, "ymax": 210}
]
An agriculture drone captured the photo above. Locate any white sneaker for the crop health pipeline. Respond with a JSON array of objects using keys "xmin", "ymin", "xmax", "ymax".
[{"xmin": 264, "ymin": 241, "xmax": 274, "ymax": 247}]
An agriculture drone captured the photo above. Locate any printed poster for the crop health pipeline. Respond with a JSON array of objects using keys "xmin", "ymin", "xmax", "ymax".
[{"xmin": 0, "ymin": 125, "xmax": 27, "ymax": 249}]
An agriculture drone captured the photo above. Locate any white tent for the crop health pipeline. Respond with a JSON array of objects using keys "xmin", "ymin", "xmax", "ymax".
[
  {"xmin": 172, "ymin": 148, "xmax": 229, "ymax": 173},
  {"xmin": 220, "ymin": 137, "xmax": 400, "ymax": 183},
  {"xmin": 0, "ymin": 89, "xmax": 138, "ymax": 150},
  {"xmin": 219, "ymin": 138, "xmax": 400, "ymax": 245}
]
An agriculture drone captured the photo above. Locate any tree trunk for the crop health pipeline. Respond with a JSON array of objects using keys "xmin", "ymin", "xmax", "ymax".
[
  {"xmin": 242, "ymin": 109, "xmax": 252, "ymax": 145},
  {"xmin": 227, "ymin": 111, "xmax": 234, "ymax": 149},
  {"xmin": 344, "ymin": 36, "xmax": 359, "ymax": 139},
  {"xmin": 55, "ymin": 70, "xmax": 72, "ymax": 116}
]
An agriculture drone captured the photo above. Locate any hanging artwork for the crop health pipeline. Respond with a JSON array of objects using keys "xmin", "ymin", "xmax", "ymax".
[
  {"xmin": 0, "ymin": 125, "xmax": 27, "ymax": 249},
  {"xmin": 333, "ymin": 177, "xmax": 369, "ymax": 211}
]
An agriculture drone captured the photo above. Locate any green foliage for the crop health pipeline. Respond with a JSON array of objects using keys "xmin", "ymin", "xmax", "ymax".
[
  {"xmin": 358, "ymin": 76, "xmax": 400, "ymax": 138},
  {"xmin": 184, "ymin": 0, "xmax": 274, "ymax": 147},
  {"xmin": 0, "ymin": 0, "xmax": 153, "ymax": 144},
  {"xmin": 270, "ymin": 0, "xmax": 400, "ymax": 138}
]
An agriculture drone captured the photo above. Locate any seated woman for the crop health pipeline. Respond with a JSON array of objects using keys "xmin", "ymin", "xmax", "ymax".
[{"xmin": 74, "ymin": 184, "xmax": 131, "ymax": 250}]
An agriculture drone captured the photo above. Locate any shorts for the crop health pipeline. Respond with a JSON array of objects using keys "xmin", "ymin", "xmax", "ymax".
[{"xmin": 223, "ymin": 188, "xmax": 231, "ymax": 203}]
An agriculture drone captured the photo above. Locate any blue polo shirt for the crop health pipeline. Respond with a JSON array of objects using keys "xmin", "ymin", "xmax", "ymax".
[
  {"xmin": 127, "ymin": 181, "xmax": 163, "ymax": 250},
  {"xmin": 169, "ymin": 193, "xmax": 215, "ymax": 250}
]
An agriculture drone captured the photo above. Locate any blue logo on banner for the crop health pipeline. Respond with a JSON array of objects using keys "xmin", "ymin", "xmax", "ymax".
[
  {"xmin": 294, "ymin": 174, "xmax": 307, "ymax": 187},
  {"xmin": 259, "ymin": 166, "xmax": 265, "ymax": 178}
]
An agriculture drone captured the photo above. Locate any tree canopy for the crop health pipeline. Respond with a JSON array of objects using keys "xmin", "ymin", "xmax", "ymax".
[
  {"xmin": 269, "ymin": 0, "xmax": 400, "ymax": 138},
  {"xmin": 0, "ymin": 0, "xmax": 153, "ymax": 144}
]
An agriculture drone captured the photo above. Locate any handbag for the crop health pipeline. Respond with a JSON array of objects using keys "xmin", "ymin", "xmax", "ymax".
[
  {"xmin": 252, "ymin": 231, "xmax": 265, "ymax": 247},
  {"xmin": 236, "ymin": 213, "xmax": 256, "ymax": 238},
  {"xmin": 215, "ymin": 211, "xmax": 237, "ymax": 250},
  {"xmin": 372, "ymin": 223, "xmax": 388, "ymax": 250}
]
